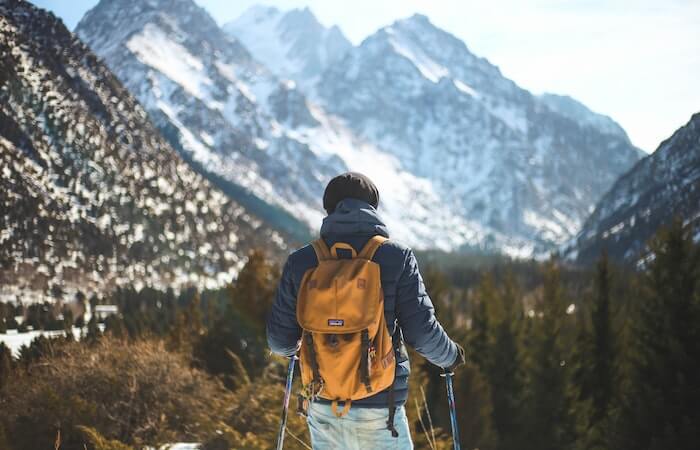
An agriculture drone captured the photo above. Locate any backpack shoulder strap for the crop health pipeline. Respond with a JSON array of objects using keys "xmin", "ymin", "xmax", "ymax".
[
  {"xmin": 311, "ymin": 238, "xmax": 332, "ymax": 262},
  {"xmin": 358, "ymin": 235, "xmax": 388, "ymax": 260}
]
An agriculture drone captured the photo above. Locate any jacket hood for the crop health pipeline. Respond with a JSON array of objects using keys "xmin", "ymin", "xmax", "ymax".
[{"xmin": 320, "ymin": 198, "xmax": 390, "ymax": 238}]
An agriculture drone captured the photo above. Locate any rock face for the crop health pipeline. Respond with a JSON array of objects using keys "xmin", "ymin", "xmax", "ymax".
[
  {"xmin": 571, "ymin": 113, "xmax": 700, "ymax": 264},
  {"xmin": 0, "ymin": 0, "xmax": 287, "ymax": 302},
  {"xmin": 77, "ymin": 1, "xmax": 643, "ymax": 256},
  {"xmin": 223, "ymin": 5, "xmax": 352, "ymax": 92}
]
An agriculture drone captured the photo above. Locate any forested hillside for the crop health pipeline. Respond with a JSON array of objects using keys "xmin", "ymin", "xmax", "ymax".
[{"xmin": 0, "ymin": 0, "xmax": 287, "ymax": 303}]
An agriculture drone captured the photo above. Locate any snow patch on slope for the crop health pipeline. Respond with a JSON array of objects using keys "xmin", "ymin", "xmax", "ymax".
[
  {"xmin": 385, "ymin": 26, "xmax": 449, "ymax": 83},
  {"xmin": 127, "ymin": 23, "xmax": 213, "ymax": 101}
]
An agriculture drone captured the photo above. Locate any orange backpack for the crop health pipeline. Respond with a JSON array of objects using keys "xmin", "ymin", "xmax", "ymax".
[{"xmin": 297, "ymin": 235, "xmax": 396, "ymax": 417}]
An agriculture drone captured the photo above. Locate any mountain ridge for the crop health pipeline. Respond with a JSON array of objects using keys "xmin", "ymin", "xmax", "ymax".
[
  {"xmin": 76, "ymin": 0, "xmax": 511, "ymax": 253},
  {"xmin": 571, "ymin": 112, "xmax": 700, "ymax": 264},
  {"xmin": 76, "ymin": 1, "xmax": 643, "ymax": 257},
  {"xmin": 0, "ymin": 0, "xmax": 287, "ymax": 302},
  {"xmin": 316, "ymin": 12, "xmax": 643, "ymax": 252}
]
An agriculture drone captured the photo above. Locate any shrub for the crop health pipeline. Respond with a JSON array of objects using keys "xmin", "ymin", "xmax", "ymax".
[{"xmin": 1, "ymin": 338, "xmax": 234, "ymax": 449}]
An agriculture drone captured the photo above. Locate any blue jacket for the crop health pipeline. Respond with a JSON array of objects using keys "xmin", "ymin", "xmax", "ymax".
[{"xmin": 266, "ymin": 198, "xmax": 458, "ymax": 407}]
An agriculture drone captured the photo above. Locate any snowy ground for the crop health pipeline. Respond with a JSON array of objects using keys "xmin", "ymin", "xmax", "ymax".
[
  {"xmin": 157, "ymin": 444, "xmax": 201, "ymax": 450},
  {"xmin": 0, "ymin": 325, "xmax": 104, "ymax": 357}
]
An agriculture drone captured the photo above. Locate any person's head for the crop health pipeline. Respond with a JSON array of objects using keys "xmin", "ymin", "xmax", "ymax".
[{"xmin": 323, "ymin": 172, "xmax": 379, "ymax": 215}]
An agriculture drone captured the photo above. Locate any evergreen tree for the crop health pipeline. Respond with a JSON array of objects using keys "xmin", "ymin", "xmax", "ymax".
[
  {"xmin": 0, "ymin": 342, "xmax": 13, "ymax": 390},
  {"xmin": 167, "ymin": 309, "xmax": 187, "ymax": 351},
  {"xmin": 187, "ymin": 291, "xmax": 203, "ymax": 337},
  {"xmin": 612, "ymin": 220, "xmax": 700, "ymax": 450},
  {"xmin": 75, "ymin": 291, "xmax": 87, "ymax": 329},
  {"xmin": 104, "ymin": 314, "xmax": 127, "ymax": 339},
  {"xmin": 469, "ymin": 274, "xmax": 494, "ymax": 368},
  {"xmin": 589, "ymin": 251, "xmax": 614, "ymax": 420},
  {"xmin": 228, "ymin": 250, "xmax": 277, "ymax": 328},
  {"xmin": 522, "ymin": 261, "xmax": 575, "ymax": 450},
  {"xmin": 86, "ymin": 314, "xmax": 101, "ymax": 344},
  {"xmin": 570, "ymin": 250, "xmax": 617, "ymax": 450},
  {"xmin": 62, "ymin": 305, "xmax": 74, "ymax": 333},
  {"xmin": 484, "ymin": 273, "xmax": 525, "ymax": 450}
]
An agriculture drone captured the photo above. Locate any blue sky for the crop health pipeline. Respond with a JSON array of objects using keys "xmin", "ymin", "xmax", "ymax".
[{"xmin": 32, "ymin": 0, "xmax": 700, "ymax": 153}]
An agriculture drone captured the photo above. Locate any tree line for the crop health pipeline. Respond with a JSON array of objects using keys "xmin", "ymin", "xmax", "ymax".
[
  {"xmin": 420, "ymin": 219, "xmax": 700, "ymax": 450},
  {"xmin": 1, "ymin": 221, "xmax": 698, "ymax": 449}
]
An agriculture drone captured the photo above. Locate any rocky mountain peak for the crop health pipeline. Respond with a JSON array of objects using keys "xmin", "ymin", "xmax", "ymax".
[
  {"xmin": 77, "ymin": 2, "xmax": 644, "ymax": 257},
  {"xmin": 224, "ymin": 4, "xmax": 352, "ymax": 90}
]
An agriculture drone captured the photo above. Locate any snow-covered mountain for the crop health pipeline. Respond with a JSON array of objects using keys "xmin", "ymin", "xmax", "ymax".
[
  {"xmin": 77, "ymin": 1, "xmax": 643, "ymax": 256},
  {"xmin": 76, "ymin": 0, "xmax": 507, "ymax": 252},
  {"xmin": 0, "ymin": 0, "xmax": 286, "ymax": 302},
  {"xmin": 315, "ymin": 14, "xmax": 644, "ymax": 254},
  {"xmin": 571, "ymin": 112, "xmax": 700, "ymax": 264},
  {"xmin": 538, "ymin": 93, "xmax": 629, "ymax": 138},
  {"xmin": 224, "ymin": 5, "xmax": 352, "ymax": 92}
]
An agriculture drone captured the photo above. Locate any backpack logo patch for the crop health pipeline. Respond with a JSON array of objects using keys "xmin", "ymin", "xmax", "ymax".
[
  {"xmin": 328, "ymin": 319, "xmax": 344, "ymax": 327},
  {"xmin": 357, "ymin": 278, "xmax": 367, "ymax": 289}
]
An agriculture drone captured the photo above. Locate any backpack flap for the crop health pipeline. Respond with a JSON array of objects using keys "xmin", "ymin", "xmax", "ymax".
[{"xmin": 297, "ymin": 258, "xmax": 382, "ymax": 333}]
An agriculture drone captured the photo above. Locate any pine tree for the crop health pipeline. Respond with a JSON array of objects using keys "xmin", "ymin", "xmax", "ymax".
[
  {"xmin": 612, "ymin": 219, "xmax": 700, "ymax": 449},
  {"xmin": 104, "ymin": 314, "xmax": 126, "ymax": 339},
  {"xmin": 469, "ymin": 273, "xmax": 495, "ymax": 368},
  {"xmin": 0, "ymin": 342, "xmax": 13, "ymax": 390},
  {"xmin": 522, "ymin": 261, "xmax": 576, "ymax": 450},
  {"xmin": 187, "ymin": 290, "xmax": 203, "ymax": 337},
  {"xmin": 62, "ymin": 305, "xmax": 74, "ymax": 333},
  {"xmin": 484, "ymin": 273, "xmax": 525, "ymax": 450},
  {"xmin": 167, "ymin": 310, "xmax": 187, "ymax": 351},
  {"xmin": 570, "ymin": 250, "xmax": 616, "ymax": 450},
  {"xmin": 86, "ymin": 314, "xmax": 101, "ymax": 344},
  {"xmin": 589, "ymin": 251, "xmax": 614, "ymax": 420},
  {"xmin": 229, "ymin": 250, "xmax": 277, "ymax": 328}
]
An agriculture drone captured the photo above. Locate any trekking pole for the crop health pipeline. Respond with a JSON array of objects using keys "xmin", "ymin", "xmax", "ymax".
[
  {"xmin": 276, "ymin": 354, "xmax": 297, "ymax": 450},
  {"xmin": 441, "ymin": 369, "xmax": 461, "ymax": 450}
]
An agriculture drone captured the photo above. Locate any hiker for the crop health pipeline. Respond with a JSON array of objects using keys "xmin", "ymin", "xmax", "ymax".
[{"xmin": 267, "ymin": 172, "xmax": 466, "ymax": 450}]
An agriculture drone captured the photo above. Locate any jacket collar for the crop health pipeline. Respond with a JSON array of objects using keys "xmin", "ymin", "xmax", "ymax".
[{"xmin": 320, "ymin": 198, "xmax": 390, "ymax": 238}]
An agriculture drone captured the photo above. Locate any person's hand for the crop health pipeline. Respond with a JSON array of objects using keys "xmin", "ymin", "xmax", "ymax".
[{"xmin": 445, "ymin": 342, "xmax": 466, "ymax": 373}]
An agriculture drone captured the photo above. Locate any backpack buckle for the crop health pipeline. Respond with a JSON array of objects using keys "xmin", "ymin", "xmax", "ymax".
[
  {"xmin": 325, "ymin": 334, "xmax": 340, "ymax": 349},
  {"xmin": 368, "ymin": 343, "xmax": 377, "ymax": 360},
  {"xmin": 301, "ymin": 379, "xmax": 324, "ymax": 401}
]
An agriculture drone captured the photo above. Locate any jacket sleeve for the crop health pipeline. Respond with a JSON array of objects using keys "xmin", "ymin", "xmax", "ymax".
[
  {"xmin": 395, "ymin": 249, "xmax": 458, "ymax": 368},
  {"xmin": 266, "ymin": 257, "xmax": 302, "ymax": 357}
]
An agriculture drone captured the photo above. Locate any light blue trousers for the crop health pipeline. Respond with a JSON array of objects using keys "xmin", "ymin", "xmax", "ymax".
[{"xmin": 307, "ymin": 402, "xmax": 414, "ymax": 450}]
